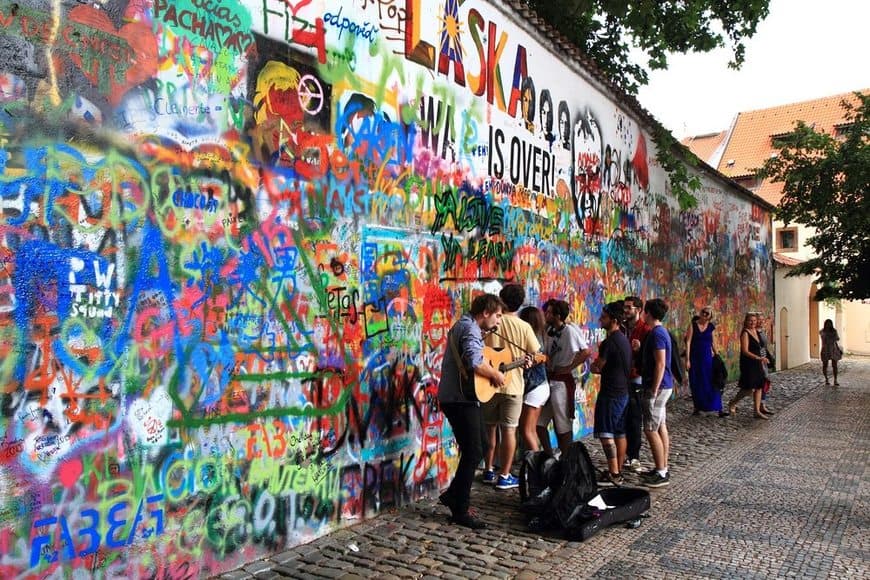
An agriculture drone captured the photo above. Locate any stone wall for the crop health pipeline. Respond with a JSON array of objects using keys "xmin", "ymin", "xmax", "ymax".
[{"xmin": 0, "ymin": 0, "xmax": 772, "ymax": 576}]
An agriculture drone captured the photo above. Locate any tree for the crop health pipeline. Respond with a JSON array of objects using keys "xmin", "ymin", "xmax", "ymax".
[
  {"xmin": 525, "ymin": 0, "xmax": 771, "ymax": 96},
  {"xmin": 759, "ymin": 92, "xmax": 870, "ymax": 301},
  {"xmin": 525, "ymin": 1, "xmax": 771, "ymax": 208}
]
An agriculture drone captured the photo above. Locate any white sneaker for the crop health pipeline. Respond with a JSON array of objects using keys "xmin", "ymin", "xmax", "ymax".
[{"xmin": 624, "ymin": 459, "xmax": 642, "ymax": 473}]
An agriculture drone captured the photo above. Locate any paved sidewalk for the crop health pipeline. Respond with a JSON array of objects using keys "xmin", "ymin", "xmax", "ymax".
[{"xmin": 224, "ymin": 358, "xmax": 869, "ymax": 579}]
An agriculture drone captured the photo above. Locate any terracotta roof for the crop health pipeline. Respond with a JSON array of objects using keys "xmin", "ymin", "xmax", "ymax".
[
  {"xmin": 773, "ymin": 252, "xmax": 805, "ymax": 267},
  {"xmin": 681, "ymin": 131, "xmax": 727, "ymax": 165},
  {"xmin": 717, "ymin": 90, "xmax": 869, "ymax": 205}
]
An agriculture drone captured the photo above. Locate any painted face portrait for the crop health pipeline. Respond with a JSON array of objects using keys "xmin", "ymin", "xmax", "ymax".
[
  {"xmin": 558, "ymin": 101, "xmax": 571, "ymax": 148},
  {"xmin": 539, "ymin": 90, "xmax": 553, "ymax": 139},
  {"xmin": 574, "ymin": 109, "xmax": 602, "ymax": 175}
]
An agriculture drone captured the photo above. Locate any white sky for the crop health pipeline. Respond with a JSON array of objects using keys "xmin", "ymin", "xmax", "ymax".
[{"xmin": 636, "ymin": 0, "xmax": 870, "ymax": 139}]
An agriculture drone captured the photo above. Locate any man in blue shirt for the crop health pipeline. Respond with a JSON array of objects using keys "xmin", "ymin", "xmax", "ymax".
[
  {"xmin": 438, "ymin": 294, "xmax": 506, "ymax": 529},
  {"xmin": 640, "ymin": 298, "xmax": 673, "ymax": 488}
]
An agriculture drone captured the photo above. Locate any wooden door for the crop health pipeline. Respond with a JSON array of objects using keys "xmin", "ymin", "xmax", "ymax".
[{"xmin": 779, "ymin": 307, "xmax": 789, "ymax": 370}]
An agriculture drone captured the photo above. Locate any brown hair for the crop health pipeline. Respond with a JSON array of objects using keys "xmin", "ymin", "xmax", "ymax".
[
  {"xmin": 470, "ymin": 294, "xmax": 505, "ymax": 317},
  {"xmin": 519, "ymin": 306, "xmax": 547, "ymax": 338}
]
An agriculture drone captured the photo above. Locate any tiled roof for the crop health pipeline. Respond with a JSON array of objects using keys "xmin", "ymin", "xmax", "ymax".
[
  {"xmin": 717, "ymin": 90, "xmax": 868, "ymax": 205},
  {"xmin": 773, "ymin": 252, "xmax": 805, "ymax": 267},
  {"xmin": 680, "ymin": 131, "xmax": 727, "ymax": 165}
]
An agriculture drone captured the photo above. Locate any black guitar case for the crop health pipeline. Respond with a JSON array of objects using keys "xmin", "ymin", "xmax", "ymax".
[{"xmin": 520, "ymin": 441, "xmax": 650, "ymax": 541}]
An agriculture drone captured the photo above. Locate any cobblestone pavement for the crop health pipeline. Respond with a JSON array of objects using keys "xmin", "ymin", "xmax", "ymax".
[{"xmin": 223, "ymin": 358, "xmax": 869, "ymax": 579}]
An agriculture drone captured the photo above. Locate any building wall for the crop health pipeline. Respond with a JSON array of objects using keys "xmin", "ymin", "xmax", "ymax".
[
  {"xmin": 774, "ymin": 268, "xmax": 812, "ymax": 368},
  {"xmin": 0, "ymin": 0, "xmax": 772, "ymax": 576},
  {"xmin": 841, "ymin": 301, "xmax": 870, "ymax": 355},
  {"xmin": 773, "ymin": 220, "xmax": 869, "ymax": 359}
]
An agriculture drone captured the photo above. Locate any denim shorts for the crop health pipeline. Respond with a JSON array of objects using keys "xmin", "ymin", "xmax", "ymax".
[{"xmin": 593, "ymin": 393, "xmax": 629, "ymax": 439}]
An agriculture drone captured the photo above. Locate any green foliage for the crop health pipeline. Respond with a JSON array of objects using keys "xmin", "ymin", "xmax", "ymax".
[
  {"xmin": 525, "ymin": 0, "xmax": 771, "ymax": 96},
  {"xmin": 525, "ymin": 0, "xmax": 770, "ymax": 208},
  {"xmin": 759, "ymin": 93, "xmax": 870, "ymax": 300},
  {"xmin": 651, "ymin": 124, "xmax": 701, "ymax": 210}
]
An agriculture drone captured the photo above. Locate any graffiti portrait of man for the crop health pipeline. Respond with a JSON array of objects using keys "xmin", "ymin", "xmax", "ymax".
[
  {"xmin": 539, "ymin": 89, "xmax": 555, "ymax": 145},
  {"xmin": 521, "ymin": 76, "xmax": 536, "ymax": 133},
  {"xmin": 557, "ymin": 101, "xmax": 571, "ymax": 150},
  {"xmin": 573, "ymin": 109, "xmax": 603, "ymax": 236}
]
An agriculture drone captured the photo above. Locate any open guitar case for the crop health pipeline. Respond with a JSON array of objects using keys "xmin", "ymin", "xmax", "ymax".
[{"xmin": 519, "ymin": 441, "xmax": 650, "ymax": 541}]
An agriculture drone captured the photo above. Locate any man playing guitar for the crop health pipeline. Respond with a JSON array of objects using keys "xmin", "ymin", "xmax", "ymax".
[{"xmin": 437, "ymin": 294, "xmax": 506, "ymax": 529}]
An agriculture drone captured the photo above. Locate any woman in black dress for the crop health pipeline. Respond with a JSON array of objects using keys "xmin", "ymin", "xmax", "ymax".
[
  {"xmin": 728, "ymin": 313, "xmax": 771, "ymax": 419},
  {"xmin": 819, "ymin": 319, "xmax": 842, "ymax": 386}
]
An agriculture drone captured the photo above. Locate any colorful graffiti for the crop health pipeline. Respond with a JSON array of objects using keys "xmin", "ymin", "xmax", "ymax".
[{"xmin": 0, "ymin": 0, "xmax": 773, "ymax": 576}]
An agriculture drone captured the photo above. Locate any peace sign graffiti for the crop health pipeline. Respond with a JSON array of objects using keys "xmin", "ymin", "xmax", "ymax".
[{"xmin": 297, "ymin": 74, "xmax": 325, "ymax": 116}]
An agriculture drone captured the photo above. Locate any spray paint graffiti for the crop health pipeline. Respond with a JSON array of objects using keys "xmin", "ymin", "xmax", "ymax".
[{"xmin": 0, "ymin": 0, "xmax": 772, "ymax": 576}]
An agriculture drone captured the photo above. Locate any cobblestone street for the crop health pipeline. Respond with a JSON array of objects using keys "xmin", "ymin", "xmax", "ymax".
[{"xmin": 224, "ymin": 358, "xmax": 869, "ymax": 579}]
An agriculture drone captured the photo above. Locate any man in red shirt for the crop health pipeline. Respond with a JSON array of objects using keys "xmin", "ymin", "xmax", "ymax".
[{"xmin": 622, "ymin": 296, "xmax": 649, "ymax": 473}]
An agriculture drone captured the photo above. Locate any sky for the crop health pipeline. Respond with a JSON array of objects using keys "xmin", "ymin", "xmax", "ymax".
[{"xmin": 636, "ymin": 0, "xmax": 870, "ymax": 139}]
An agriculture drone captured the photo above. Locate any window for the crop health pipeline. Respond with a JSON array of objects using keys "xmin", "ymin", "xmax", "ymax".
[
  {"xmin": 771, "ymin": 135, "xmax": 791, "ymax": 148},
  {"xmin": 734, "ymin": 176, "xmax": 759, "ymax": 191},
  {"xmin": 777, "ymin": 227, "xmax": 798, "ymax": 251},
  {"xmin": 834, "ymin": 123, "xmax": 853, "ymax": 136}
]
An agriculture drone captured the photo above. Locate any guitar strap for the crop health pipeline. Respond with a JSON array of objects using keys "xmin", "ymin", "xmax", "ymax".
[
  {"xmin": 448, "ymin": 328, "xmax": 470, "ymax": 385},
  {"xmin": 490, "ymin": 328, "xmax": 533, "ymax": 355}
]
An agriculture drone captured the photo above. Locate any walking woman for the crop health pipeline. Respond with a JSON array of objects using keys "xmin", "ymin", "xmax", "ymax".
[
  {"xmin": 819, "ymin": 319, "xmax": 842, "ymax": 386},
  {"xmin": 686, "ymin": 307, "xmax": 725, "ymax": 416},
  {"xmin": 728, "ymin": 313, "xmax": 770, "ymax": 419},
  {"xmin": 518, "ymin": 306, "xmax": 550, "ymax": 450}
]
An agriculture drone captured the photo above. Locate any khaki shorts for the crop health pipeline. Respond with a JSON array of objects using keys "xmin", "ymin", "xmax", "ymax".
[
  {"xmin": 482, "ymin": 392, "xmax": 523, "ymax": 428},
  {"xmin": 642, "ymin": 388, "xmax": 670, "ymax": 432}
]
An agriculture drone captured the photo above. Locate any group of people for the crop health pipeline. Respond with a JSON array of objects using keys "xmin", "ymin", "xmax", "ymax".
[
  {"xmin": 436, "ymin": 287, "xmax": 844, "ymax": 529},
  {"xmin": 685, "ymin": 309, "xmax": 775, "ymax": 419},
  {"xmin": 436, "ymin": 287, "xmax": 676, "ymax": 528},
  {"xmin": 684, "ymin": 312, "xmax": 843, "ymax": 415}
]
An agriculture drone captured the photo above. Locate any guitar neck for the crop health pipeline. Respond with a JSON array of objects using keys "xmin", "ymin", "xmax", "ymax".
[{"xmin": 500, "ymin": 359, "xmax": 527, "ymax": 373}]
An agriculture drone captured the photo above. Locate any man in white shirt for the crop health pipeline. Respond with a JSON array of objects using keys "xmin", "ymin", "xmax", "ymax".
[{"xmin": 538, "ymin": 299, "xmax": 590, "ymax": 453}]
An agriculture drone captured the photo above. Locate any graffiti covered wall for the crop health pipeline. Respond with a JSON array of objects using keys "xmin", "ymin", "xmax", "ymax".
[{"xmin": 0, "ymin": 0, "xmax": 772, "ymax": 576}]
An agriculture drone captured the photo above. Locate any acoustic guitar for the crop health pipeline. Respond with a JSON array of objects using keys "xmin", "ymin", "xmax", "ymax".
[{"xmin": 470, "ymin": 347, "xmax": 547, "ymax": 403}]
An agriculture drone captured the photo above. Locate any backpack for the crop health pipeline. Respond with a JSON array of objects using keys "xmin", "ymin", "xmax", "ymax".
[{"xmin": 519, "ymin": 450, "xmax": 562, "ymax": 504}]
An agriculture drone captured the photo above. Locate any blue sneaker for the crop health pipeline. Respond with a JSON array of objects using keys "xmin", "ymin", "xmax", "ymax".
[
  {"xmin": 495, "ymin": 474, "xmax": 519, "ymax": 490},
  {"xmin": 482, "ymin": 469, "xmax": 497, "ymax": 484}
]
